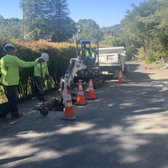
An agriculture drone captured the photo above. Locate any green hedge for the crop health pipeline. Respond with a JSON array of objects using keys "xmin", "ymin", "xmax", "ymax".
[{"xmin": 0, "ymin": 40, "xmax": 76, "ymax": 103}]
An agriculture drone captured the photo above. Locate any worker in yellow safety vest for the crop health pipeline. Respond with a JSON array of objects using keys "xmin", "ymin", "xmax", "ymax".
[
  {"xmin": 34, "ymin": 53, "xmax": 49, "ymax": 101},
  {"xmin": 79, "ymin": 43, "xmax": 94, "ymax": 61},
  {"xmin": 0, "ymin": 43, "xmax": 44, "ymax": 120}
]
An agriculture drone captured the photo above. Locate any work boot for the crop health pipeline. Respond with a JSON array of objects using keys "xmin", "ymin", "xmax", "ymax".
[
  {"xmin": 0, "ymin": 116, "xmax": 9, "ymax": 123},
  {"xmin": 0, "ymin": 113, "xmax": 7, "ymax": 119}
]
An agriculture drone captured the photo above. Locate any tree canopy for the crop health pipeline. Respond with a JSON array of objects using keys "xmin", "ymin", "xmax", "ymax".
[
  {"xmin": 0, "ymin": 0, "xmax": 168, "ymax": 62},
  {"xmin": 20, "ymin": 0, "xmax": 76, "ymax": 42}
]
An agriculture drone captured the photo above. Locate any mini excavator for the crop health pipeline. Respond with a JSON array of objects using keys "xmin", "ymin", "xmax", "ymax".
[{"xmin": 60, "ymin": 38, "xmax": 104, "ymax": 103}]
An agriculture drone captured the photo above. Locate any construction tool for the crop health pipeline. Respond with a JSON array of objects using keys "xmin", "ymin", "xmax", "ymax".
[{"xmin": 38, "ymin": 61, "xmax": 49, "ymax": 116}]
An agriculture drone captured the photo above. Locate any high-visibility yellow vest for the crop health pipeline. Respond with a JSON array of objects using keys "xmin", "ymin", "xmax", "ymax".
[
  {"xmin": 34, "ymin": 60, "xmax": 49, "ymax": 78},
  {"xmin": 0, "ymin": 54, "xmax": 38, "ymax": 86}
]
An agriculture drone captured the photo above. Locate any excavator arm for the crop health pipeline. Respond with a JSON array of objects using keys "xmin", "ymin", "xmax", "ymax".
[
  {"xmin": 60, "ymin": 38, "xmax": 99, "ymax": 104},
  {"xmin": 64, "ymin": 57, "xmax": 86, "ymax": 87},
  {"xmin": 60, "ymin": 57, "xmax": 86, "ymax": 104}
]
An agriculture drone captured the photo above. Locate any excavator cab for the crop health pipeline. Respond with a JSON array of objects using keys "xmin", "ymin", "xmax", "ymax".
[
  {"xmin": 60, "ymin": 38, "xmax": 102, "ymax": 97},
  {"xmin": 74, "ymin": 39, "xmax": 99, "ymax": 80},
  {"xmin": 76, "ymin": 38, "xmax": 99, "ymax": 72}
]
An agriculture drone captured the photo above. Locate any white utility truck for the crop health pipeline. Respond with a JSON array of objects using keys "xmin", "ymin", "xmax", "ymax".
[{"xmin": 98, "ymin": 46, "xmax": 126, "ymax": 78}]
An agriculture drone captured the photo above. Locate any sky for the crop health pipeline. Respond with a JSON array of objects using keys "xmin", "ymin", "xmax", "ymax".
[{"xmin": 0, "ymin": 0, "xmax": 143, "ymax": 27}]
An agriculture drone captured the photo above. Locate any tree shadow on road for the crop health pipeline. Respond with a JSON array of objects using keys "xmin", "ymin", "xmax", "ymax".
[
  {"xmin": 0, "ymin": 63, "xmax": 168, "ymax": 168},
  {"xmin": 0, "ymin": 155, "xmax": 34, "ymax": 166}
]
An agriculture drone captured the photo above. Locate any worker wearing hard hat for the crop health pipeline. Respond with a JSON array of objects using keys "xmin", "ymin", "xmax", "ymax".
[
  {"xmin": 0, "ymin": 43, "xmax": 45, "ymax": 120},
  {"xmin": 80, "ymin": 43, "xmax": 92, "ymax": 58},
  {"xmin": 34, "ymin": 53, "xmax": 49, "ymax": 101}
]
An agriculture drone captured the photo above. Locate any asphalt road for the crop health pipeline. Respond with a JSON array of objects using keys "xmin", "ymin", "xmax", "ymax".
[{"xmin": 1, "ymin": 62, "xmax": 168, "ymax": 168}]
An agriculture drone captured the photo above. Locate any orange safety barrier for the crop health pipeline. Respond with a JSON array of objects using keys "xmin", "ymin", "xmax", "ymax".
[
  {"xmin": 117, "ymin": 71, "xmax": 124, "ymax": 83},
  {"xmin": 75, "ymin": 80, "xmax": 87, "ymax": 105},
  {"xmin": 62, "ymin": 89, "xmax": 77, "ymax": 120},
  {"xmin": 86, "ymin": 79, "xmax": 97, "ymax": 100},
  {"xmin": 144, "ymin": 64, "xmax": 148, "ymax": 70}
]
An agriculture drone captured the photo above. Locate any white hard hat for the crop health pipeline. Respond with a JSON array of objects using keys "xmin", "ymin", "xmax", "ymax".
[
  {"xmin": 4, "ymin": 43, "xmax": 17, "ymax": 52},
  {"xmin": 40, "ymin": 53, "xmax": 49, "ymax": 62}
]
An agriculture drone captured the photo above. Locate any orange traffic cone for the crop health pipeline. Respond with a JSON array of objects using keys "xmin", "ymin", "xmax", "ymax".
[
  {"xmin": 62, "ymin": 89, "xmax": 77, "ymax": 120},
  {"xmin": 75, "ymin": 80, "xmax": 87, "ymax": 105},
  {"xmin": 86, "ymin": 79, "xmax": 97, "ymax": 100},
  {"xmin": 117, "ymin": 71, "xmax": 124, "ymax": 83},
  {"xmin": 144, "ymin": 64, "xmax": 148, "ymax": 70}
]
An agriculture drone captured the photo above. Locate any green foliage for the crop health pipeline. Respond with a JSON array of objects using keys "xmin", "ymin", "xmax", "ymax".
[
  {"xmin": 76, "ymin": 19, "xmax": 103, "ymax": 41},
  {"xmin": 20, "ymin": 0, "xmax": 76, "ymax": 42},
  {"xmin": 120, "ymin": 0, "xmax": 166, "ymax": 62},
  {"xmin": 0, "ymin": 0, "xmax": 168, "ymax": 64},
  {"xmin": 0, "ymin": 40, "xmax": 76, "ymax": 101},
  {"xmin": 101, "ymin": 24, "xmax": 123, "ymax": 37},
  {"xmin": 0, "ymin": 86, "xmax": 7, "ymax": 103},
  {"xmin": 0, "ymin": 15, "xmax": 23, "ymax": 40}
]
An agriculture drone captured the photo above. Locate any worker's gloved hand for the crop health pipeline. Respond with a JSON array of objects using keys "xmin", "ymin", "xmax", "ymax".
[{"xmin": 37, "ymin": 58, "xmax": 45, "ymax": 63}]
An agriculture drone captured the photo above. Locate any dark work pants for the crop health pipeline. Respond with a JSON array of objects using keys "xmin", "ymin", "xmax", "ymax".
[
  {"xmin": 3, "ymin": 85, "xmax": 19, "ymax": 117},
  {"xmin": 34, "ymin": 76, "xmax": 44, "ymax": 101}
]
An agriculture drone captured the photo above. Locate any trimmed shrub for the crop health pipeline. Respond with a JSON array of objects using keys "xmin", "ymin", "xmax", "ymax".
[{"xmin": 0, "ymin": 40, "xmax": 76, "ymax": 102}]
